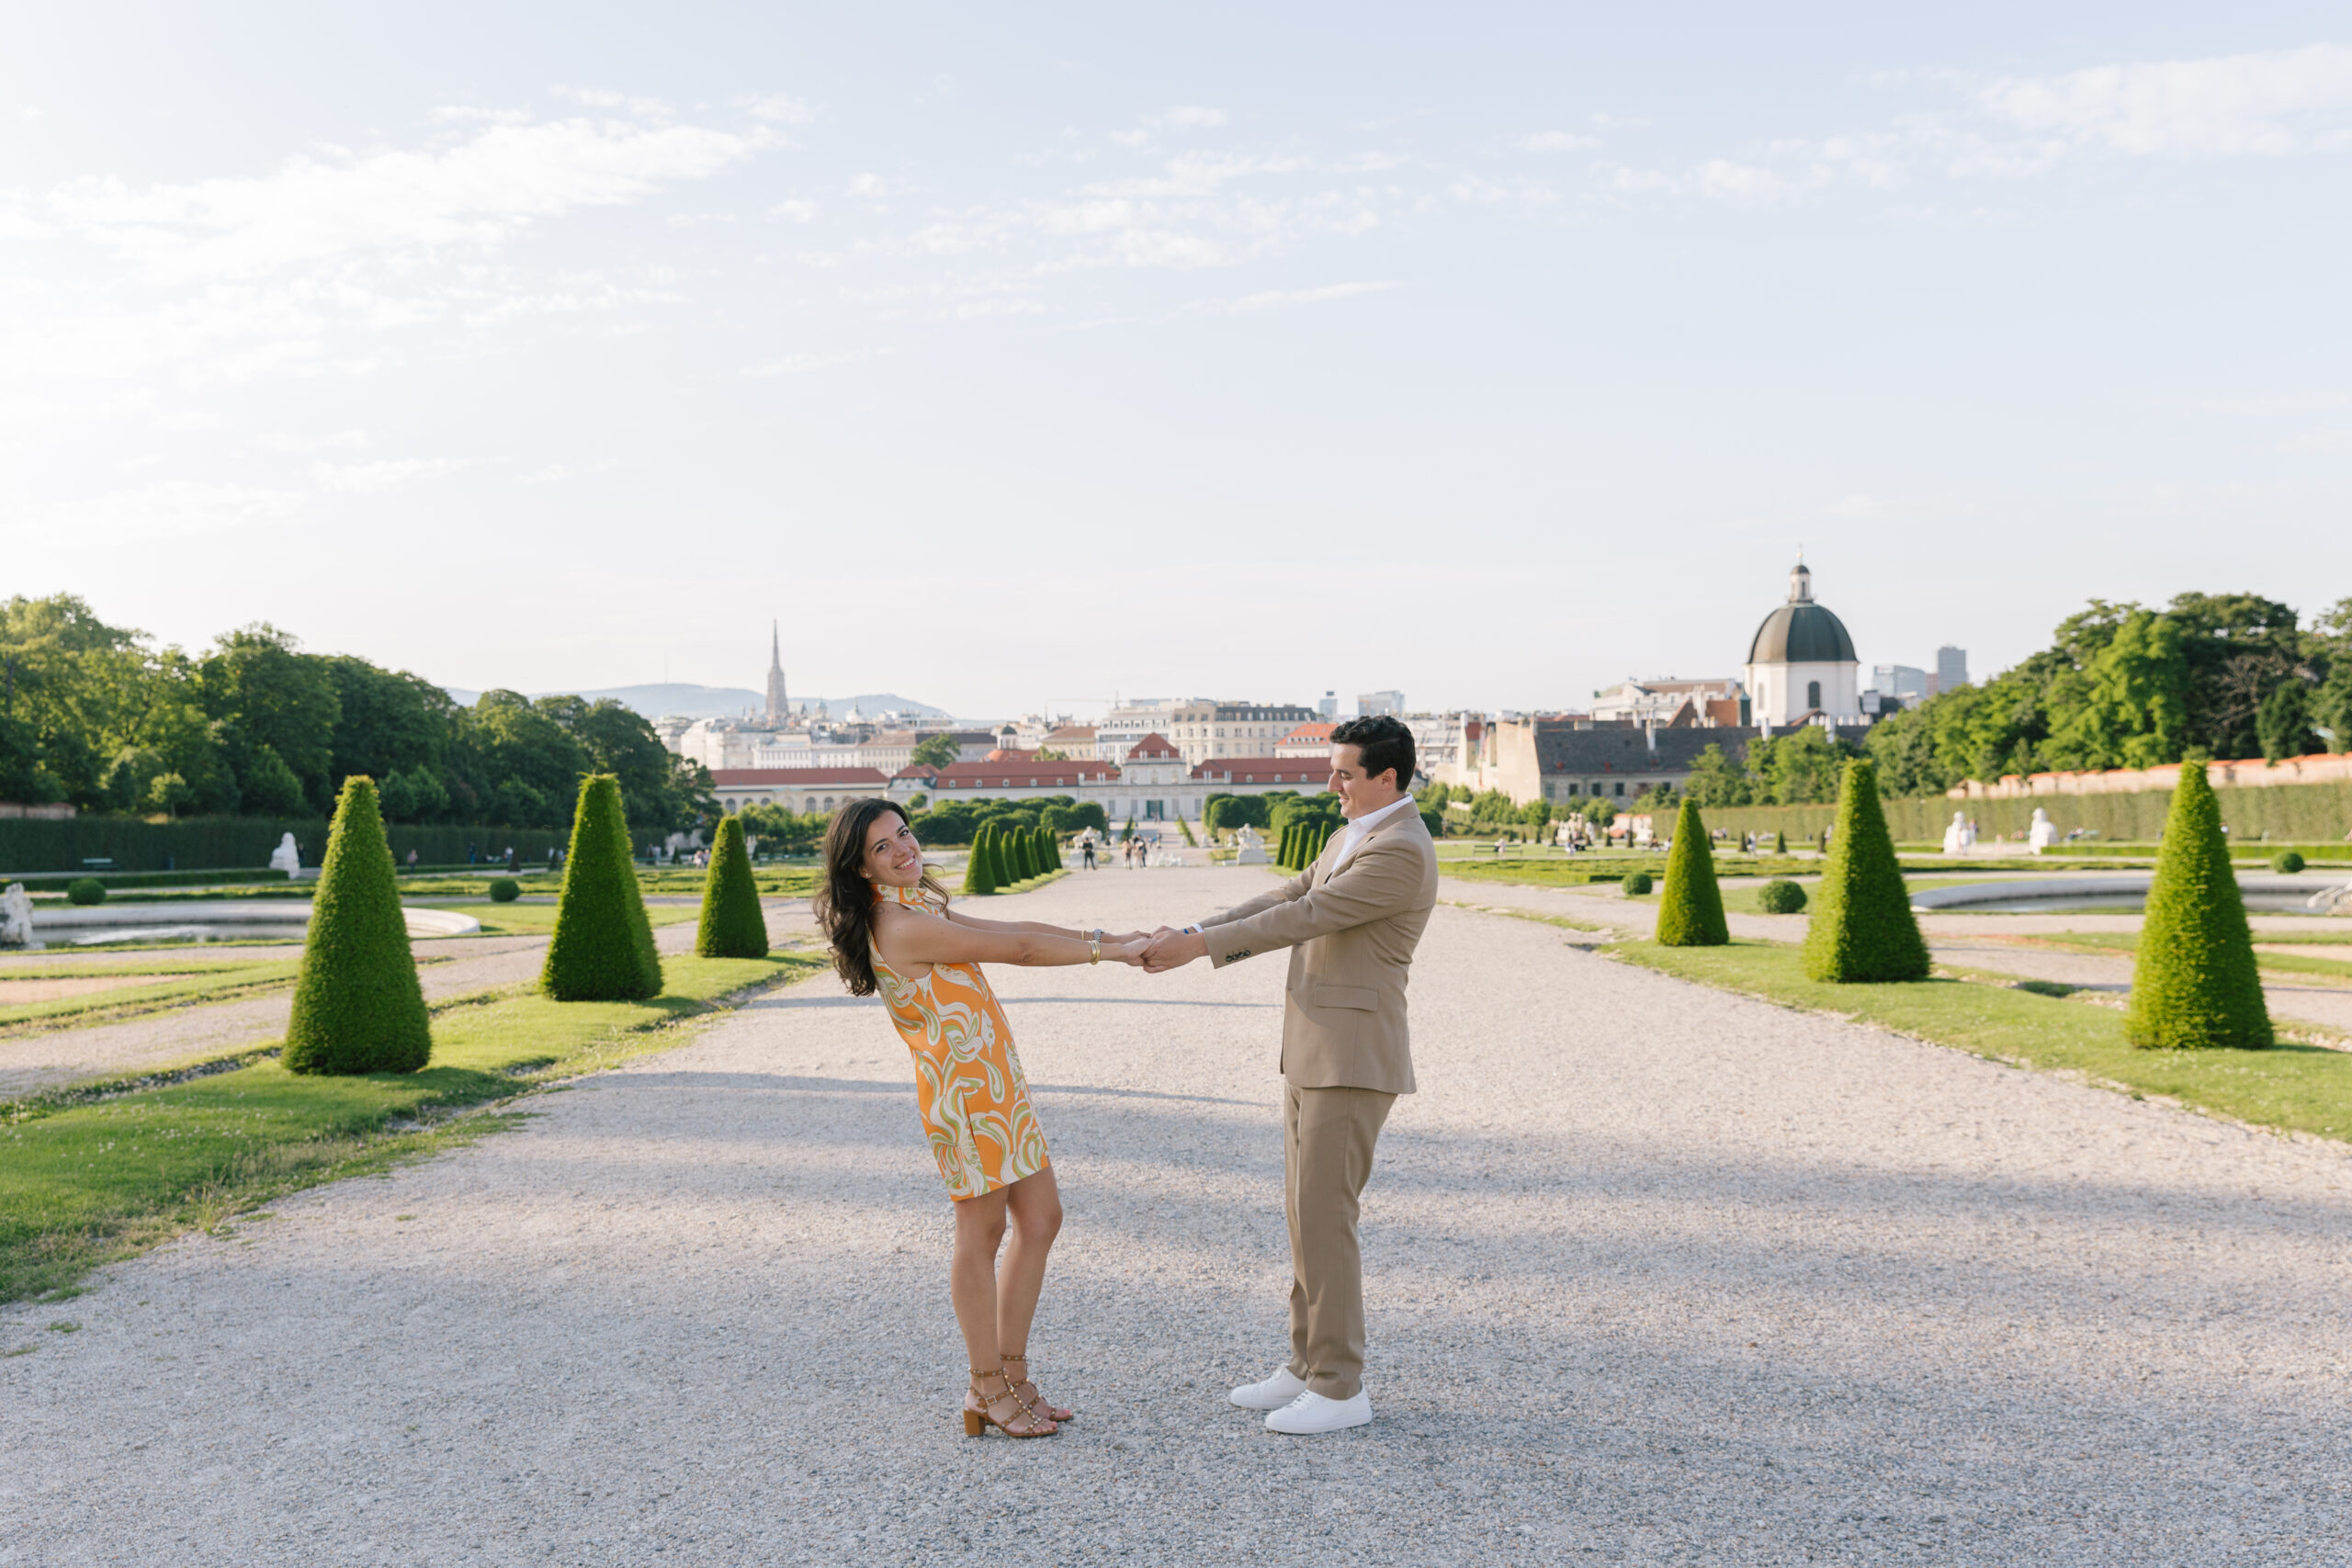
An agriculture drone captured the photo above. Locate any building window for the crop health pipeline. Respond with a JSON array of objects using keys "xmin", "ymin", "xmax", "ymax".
[
  {"xmin": 1614, "ymin": 782, "xmax": 1625, "ymax": 796},
  {"xmin": 1566, "ymin": 782, "xmax": 1579, "ymax": 795},
  {"xmin": 1807, "ymin": 679, "xmax": 1822, "ymax": 711}
]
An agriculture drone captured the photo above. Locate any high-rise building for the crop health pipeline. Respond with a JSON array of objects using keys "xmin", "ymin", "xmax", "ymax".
[
  {"xmin": 763, "ymin": 621, "xmax": 789, "ymax": 726},
  {"xmin": 1357, "ymin": 690, "xmax": 1404, "ymax": 716},
  {"xmin": 1936, "ymin": 646, "xmax": 1969, "ymax": 693},
  {"xmin": 1318, "ymin": 691, "xmax": 1339, "ymax": 719},
  {"xmin": 1872, "ymin": 664, "xmax": 1929, "ymax": 700}
]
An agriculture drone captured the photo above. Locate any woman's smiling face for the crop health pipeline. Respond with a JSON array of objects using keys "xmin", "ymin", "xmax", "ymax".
[{"xmin": 862, "ymin": 808, "xmax": 924, "ymax": 886}]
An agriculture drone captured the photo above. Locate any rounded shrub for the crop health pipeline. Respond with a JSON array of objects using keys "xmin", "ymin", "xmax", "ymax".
[
  {"xmin": 488, "ymin": 877, "xmax": 523, "ymax": 904},
  {"xmin": 2272, "ymin": 850, "xmax": 2306, "ymax": 874},
  {"xmin": 695, "ymin": 814, "xmax": 770, "ymax": 958},
  {"xmin": 1802, "ymin": 760, "xmax": 1929, "ymax": 983},
  {"xmin": 65, "ymin": 878, "xmax": 106, "ymax": 907},
  {"xmin": 541, "ymin": 774, "xmax": 662, "ymax": 1002},
  {"xmin": 284, "ymin": 776, "xmax": 432, "ymax": 1076},
  {"xmin": 1623, "ymin": 871, "xmax": 1654, "ymax": 896},
  {"xmin": 1656, "ymin": 798, "xmax": 1729, "ymax": 947},
  {"xmin": 1757, "ymin": 878, "xmax": 1808, "ymax": 915},
  {"xmin": 2127, "ymin": 763, "xmax": 2272, "ymax": 1050}
]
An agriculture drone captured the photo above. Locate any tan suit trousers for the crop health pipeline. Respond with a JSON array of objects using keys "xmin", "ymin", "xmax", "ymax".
[{"xmin": 1283, "ymin": 1082, "xmax": 1396, "ymax": 1400}]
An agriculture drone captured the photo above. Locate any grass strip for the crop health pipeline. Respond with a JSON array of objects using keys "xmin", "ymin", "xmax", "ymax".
[
  {"xmin": 411, "ymin": 901, "xmax": 699, "ymax": 937},
  {"xmin": 0, "ymin": 952, "xmax": 822, "ymax": 1303},
  {"xmin": 1985, "ymin": 930, "xmax": 2352, "ymax": 982},
  {"xmin": 0, "ymin": 962, "xmax": 306, "ymax": 1032},
  {"xmin": 1613, "ymin": 938, "xmax": 2352, "ymax": 1145}
]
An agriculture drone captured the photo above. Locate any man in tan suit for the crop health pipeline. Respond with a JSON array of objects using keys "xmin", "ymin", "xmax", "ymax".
[{"xmin": 1142, "ymin": 714, "xmax": 1437, "ymax": 1434}]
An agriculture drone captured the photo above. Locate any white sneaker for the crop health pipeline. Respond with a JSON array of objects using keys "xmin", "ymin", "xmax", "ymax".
[
  {"xmin": 1264, "ymin": 1388, "xmax": 1373, "ymax": 1435},
  {"xmin": 1227, "ymin": 1367, "xmax": 1309, "ymax": 1411}
]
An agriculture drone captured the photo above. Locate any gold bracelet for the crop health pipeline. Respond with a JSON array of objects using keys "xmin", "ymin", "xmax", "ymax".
[{"xmin": 1089, "ymin": 934, "xmax": 1101, "ymax": 965}]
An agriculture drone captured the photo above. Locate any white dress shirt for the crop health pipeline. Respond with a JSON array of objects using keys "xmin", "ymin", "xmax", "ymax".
[{"xmin": 1329, "ymin": 793, "xmax": 1418, "ymax": 874}]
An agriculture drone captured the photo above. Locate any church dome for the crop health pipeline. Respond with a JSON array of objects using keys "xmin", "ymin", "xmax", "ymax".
[{"xmin": 1746, "ymin": 561, "xmax": 1857, "ymax": 665}]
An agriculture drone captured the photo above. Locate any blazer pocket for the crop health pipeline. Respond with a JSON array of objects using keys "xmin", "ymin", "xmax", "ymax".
[{"xmin": 1310, "ymin": 983, "xmax": 1377, "ymax": 1011}]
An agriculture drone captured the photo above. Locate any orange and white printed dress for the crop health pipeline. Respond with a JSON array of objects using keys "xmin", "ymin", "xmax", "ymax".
[{"xmin": 871, "ymin": 883, "xmax": 1050, "ymax": 1201}]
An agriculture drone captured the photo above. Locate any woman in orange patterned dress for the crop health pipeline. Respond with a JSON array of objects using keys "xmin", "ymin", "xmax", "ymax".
[{"xmin": 816, "ymin": 798, "xmax": 1145, "ymax": 1438}]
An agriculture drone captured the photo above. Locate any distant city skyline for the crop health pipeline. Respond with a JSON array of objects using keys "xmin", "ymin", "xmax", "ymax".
[{"xmin": 4, "ymin": 6, "xmax": 2345, "ymax": 712}]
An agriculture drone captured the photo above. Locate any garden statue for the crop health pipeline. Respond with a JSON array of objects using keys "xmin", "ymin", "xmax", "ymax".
[
  {"xmin": 2028, "ymin": 807, "xmax": 2059, "ymax": 854},
  {"xmin": 269, "ymin": 832, "xmax": 302, "ymax": 874},
  {"xmin": 1234, "ymin": 826, "xmax": 1269, "ymax": 865},
  {"xmin": 1942, "ymin": 812, "xmax": 1976, "ymax": 855},
  {"xmin": 0, "ymin": 882, "xmax": 34, "ymax": 949}
]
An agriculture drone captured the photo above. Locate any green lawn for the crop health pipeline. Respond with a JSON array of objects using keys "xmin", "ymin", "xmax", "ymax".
[
  {"xmin": 1615, "ymin": 939, "xmax": 2352, "ymax": 1144},
  {"xmin": 413, "ymin": 901, "xmax": 701, "ymax": 937},
  {"xmin": 0, "ymin": 952, "xmax": 821, "ymax": 1303},
  {"xmin": 1996, "ymin": 929, "xmax": 2352, "ymax": 981},
  {"xmin": 0, "ymin": 960, "xmax": 305, "ymax": 1032}
]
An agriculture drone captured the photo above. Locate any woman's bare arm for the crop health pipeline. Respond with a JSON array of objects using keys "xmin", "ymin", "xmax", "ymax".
[{"xmin": 878, "ymin": 904, "xmax": 1140, "ymax": 968}]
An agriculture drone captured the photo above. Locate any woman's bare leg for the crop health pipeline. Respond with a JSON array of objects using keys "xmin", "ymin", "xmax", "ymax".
[
  {"xmin": 951, "ymin": 1187, "xmax": 1053, "ymax": 1433},
  {"xmin": 950, "ymin": 1188, "xmax": 1010, "ymax": 1374},
  {"xmin": 995, "ymin": 1166, "xmax": 1063, "ymax": 1356},
  {"xmin": 996, "ymin": 1167, "xmax": 1068, "ymax": 1416}
]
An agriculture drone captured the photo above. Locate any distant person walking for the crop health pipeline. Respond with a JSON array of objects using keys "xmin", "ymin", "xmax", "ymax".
[
  {"xmin": 405, "ymin": 849, "xmax": 419, "ymax": 874},
  {"xmin": 1081, "ymin": 838, "xmax": 1096, "ymax": 871}
]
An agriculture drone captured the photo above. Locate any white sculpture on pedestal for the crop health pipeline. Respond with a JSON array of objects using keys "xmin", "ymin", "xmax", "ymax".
[
  {"xmin": 1942, "ymin": 812, "xmax": 1977, "ymax": 855},
  {"xmin": 2028, "ymin": 807, "xmax": 2060, "ymax": 854},
  {"xmin": 0, "ymin": 883, "xmax": 36, "ymax": 949},
  {"xmin": 1233, "ymin": 827, "xmax": 1269, "ymax": 865},
  {"xmin": 269, "ymin": 833, "xmax": 301, "ymax": 875}
]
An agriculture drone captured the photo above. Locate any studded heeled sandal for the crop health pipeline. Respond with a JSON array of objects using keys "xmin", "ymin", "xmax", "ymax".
[
  {"xmin": 963, "ymin": 1366, "xmax": 1058, "ymax": 1438},
  {"xmin": 1000, "ymin": 1350, "xmax": 1074, "ymax": 1424}
]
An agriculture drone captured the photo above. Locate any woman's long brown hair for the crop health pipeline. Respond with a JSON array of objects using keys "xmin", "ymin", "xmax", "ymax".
[{"xmin": 815, "ymin": 797, "xmax": 946, "ymax": 996}]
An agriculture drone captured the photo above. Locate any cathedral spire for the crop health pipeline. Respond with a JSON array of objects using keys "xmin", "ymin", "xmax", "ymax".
[{"xmin": 764, "ymin": 621, "xmax": 788, "ymax": 726}]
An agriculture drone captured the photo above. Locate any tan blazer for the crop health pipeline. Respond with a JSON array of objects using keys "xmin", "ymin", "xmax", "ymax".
[{"xmin": 1200, "ymin": 805, "xmax": 1438, "ymax": 1094}]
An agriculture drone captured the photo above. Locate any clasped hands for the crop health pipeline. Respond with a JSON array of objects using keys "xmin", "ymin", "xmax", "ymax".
[{"xmin": 1096, "ymin": 926, "xmax": 1210, "ymax": 973}]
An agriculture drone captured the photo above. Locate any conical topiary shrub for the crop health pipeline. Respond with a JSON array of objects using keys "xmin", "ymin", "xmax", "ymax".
[
  {"xmin": 1035, "ymin": 827, "xmax": 1055, "ymax": 875},
  {"xmin": 284, "ymin": 776, "xmax": 432, "ymax": 1075},
  {"xmin": 695, "ymin": 814, "xmax": 769, "ymax": 958},
  {"xmin": 1656, "ymin": 797, "xmax": 1729, "ymax": 947},
  {"xmin": 965, "ymin": 826, "xmax": 999, "ymax": 896},
  {"xmin": 542, "ymin": 774, "xmax": 663, "ymax": 1001},
  {"xmin": 1802, "ymin": 760, "xmax": 1928, "ymax": 983},
  {"xmin": 2127, "ymin": 762, "xmax": 2273, "ymax": 1049},
  {"xmin": 1011, "ymin": 828, "xmax": 1036, "ymax": 884},
  {"xmin": 1774, "ymin": 830, "xmax": 1787, "ymax": 854}
]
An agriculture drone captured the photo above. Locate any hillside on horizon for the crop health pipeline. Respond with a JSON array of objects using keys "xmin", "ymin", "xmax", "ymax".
[{"xmin": 442, "ymin": 683, "xmax": 950, "ymax": 720}]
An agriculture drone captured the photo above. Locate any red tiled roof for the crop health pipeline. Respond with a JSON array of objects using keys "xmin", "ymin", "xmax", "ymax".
[
  {"xmin": 1280, "ymin": 721, "xmax": 1338, "ymax": 743},
  {"xmin": 1125, "ymin": 732, "xmax": 1182, "ymax": 761},
  {"xmin": 933, "ymin": 761, "xmax": 1118, "ymax": 789},
  {"xmin": 712, "ymin": 767, "xmax": 888, "ymax": 786},
  {"xmin": 893, "ymin": 763, "xmax": 940, "ymax": 780},
  {"xmin": 984, "ymin": 748, "xmax": 1038, "ymax": 762},
  {"xmin": 1188, "ymin": 757, "xmax": 1329, "ymax": 785}
]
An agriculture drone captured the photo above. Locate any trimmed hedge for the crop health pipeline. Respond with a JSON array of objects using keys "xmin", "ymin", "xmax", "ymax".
[
  {"xmin": 964, "ymin": 826, "xmax": 999, "ymax": 897},
  {"xmin": 0, "ymin": 814, "xmax": 571, "ymax": 876},
  {"xmin": 1655, "ymin": 799, "xmax": 1728, "ymax": 947},
  {"xmin": 1757, "ymin": 878, "xmax": 1808, "ymax": 915},
  {"xmin": 2272, "ymin": 850, "xmax": 2307, "ymax": 874},
  {"xmin": 541, "ymin": 775, "xmax": 662, "ymax": 1001},
  {"xmin": 283, "ymin": 777, "xmax": 432, "ymax": 1076},
  {"xmin": 488, "ymin": 878, "xmax": 523, "ymax": 904},
  {"xmin": 2126, "ymin": 765, "xmax": 2273, "ymax": 1050},
  {"xmin": 1623, "ymin": 870, "xmax": 1654, "ymax": 896},
  {"xmin": 695, "ymin": 815, "xmax": 769, "ymax": 958},
  {"xmin": 1803, "ymin": 760, "xmax": 1929, "ymax": 983}
]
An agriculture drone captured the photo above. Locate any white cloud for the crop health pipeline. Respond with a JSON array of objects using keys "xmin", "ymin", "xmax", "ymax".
[
  {"xmin": 518, "ymin": 464, "xmax": 574, "ymax": 484},
  {"xmin": 745, "ymin": 94, "xmax": 814, "ymax": 124},
  {"xmin": 16, "ymin": 479, "xmax": 306, "ymax": 542},
  {"xmin": 552, "ymin": 85, "xmax": 673, "ymax": 118},
  {"xmin": 1198, "ymin": 279, "xmax": 1399, "ymax": 313},
  {"xmin": 50, "ymin": 117, "xmax": 767, "ymax": 280},
  {"xmin": 1520, "ymin": 131, "xmax": 1599, "ymax": 152},
  {"xmin": 310, "ymin": 457, "xmax": 459, "ymax": 491},
  {"xmin": 740, "ymin": 347, "xmax": 889, "ymax": 377},
  {"xmin": 771, "ymin": 198, "xmax": 819, "ymax": 221},
  {"xmin": 1983, "ymin": 43, "xmax": 2352, "ymax": 157},
  {"xmin": 1155, "ymin": 106, "xmax": 1227, "ymax": 130}
]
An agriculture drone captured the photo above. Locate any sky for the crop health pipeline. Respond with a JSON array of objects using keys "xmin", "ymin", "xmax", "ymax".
[{"xmin": 4, "ymin": 3, "xmax": 2348, "ymax": 721}]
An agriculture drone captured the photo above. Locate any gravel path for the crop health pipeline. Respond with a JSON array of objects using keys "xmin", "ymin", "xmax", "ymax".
[
  {"xmin": 6, "ymin": 867, "xmax": 2351, "ymax": 1564},
  {"xmin": 0, "ymin": 917, "xmax": 778, "ymax": 1100}
]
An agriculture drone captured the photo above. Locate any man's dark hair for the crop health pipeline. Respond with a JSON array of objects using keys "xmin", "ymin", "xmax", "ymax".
[{"xmin": 1329, "ymin": 715, "xmax": 1415, "ymax": 789}]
